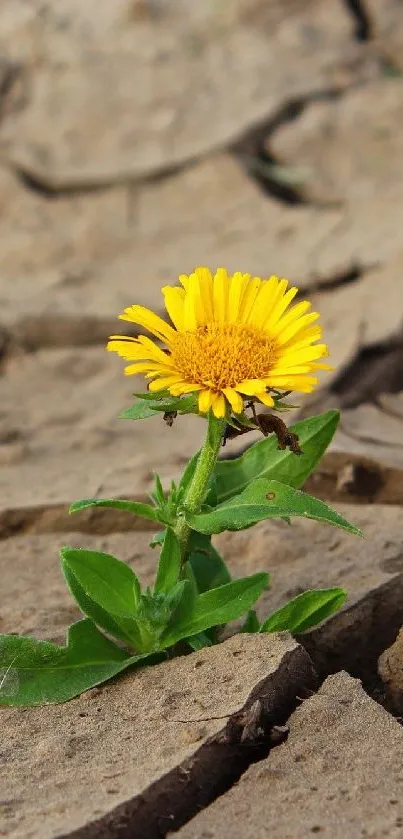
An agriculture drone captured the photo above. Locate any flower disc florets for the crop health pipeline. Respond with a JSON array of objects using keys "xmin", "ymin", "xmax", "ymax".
[{"xmin": 107, "ymin": 267, "xmax": 330, "ymax": 418}]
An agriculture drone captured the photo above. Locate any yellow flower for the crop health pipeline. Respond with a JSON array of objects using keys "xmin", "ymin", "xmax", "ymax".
[{"xmin": 107, "ymin": 267, "xmax": 331, "ymax": 419}]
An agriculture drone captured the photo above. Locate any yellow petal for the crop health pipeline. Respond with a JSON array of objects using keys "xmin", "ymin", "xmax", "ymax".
[
  {"xmin": 264, "ymin": 285, "xmax": 298, "ymax": 330},
  {"xmin": 247, "ymin": 276, "xmax": 281, "ymax": 328},
  {"xmin": 227, "ymin": 273, "xmax": 251, "ymax": 323},
  {"xmin": 162, "ymin": 286, "xmax": 185, "ymax": 331},
  {"xmin": 118, "ymin": 305, "xmax": 175, "ymax": 343},
  {"xmin": 198, "ymin": 389, "xmax": 214, "ymax": 413},
  {"xmin": 107, "ymin": 338, "xmax": 172, "ymax": 369},
  {"xmin": 276, "ymin": 311, "xmax": 320, "ymax": 345},
  {"xmin": 280, "ymin": 326, "xmax": 323, "ymax": 351},
  {"xmin": 270, "ymin": 301, "xmax": 312, "ymax": 339},
  {"xmin": 123, "ymin": 362, "xmax": 162, "ymax": 376},
  {"xmin": 107, "ymin": 339, "xmax": 145, "ymax": 360},
  {"xmin": 136, "ymin": 335, "xmax": 176, "ymax": 365},
  {"xmin": 169, "ymin": 382, "xmax": 203, "ymax": 395},
  {"xmin": 183, "ymin": 279, "xmax": 198, "ymax": 331},
  {"xmin": 239, "ymin": 277, "xmax": 263, "ymax": 323},
  {"xmin": 189, "ymin": 271, "xmax": 209, "ymax": 326},
  {"xmin": 213, "ymin": 268, "xmax": 230, "ymax": 323},
  {"xmin": 148, "ymin": 375, "xmax": 184, "ymax": 391},
  {"xmin": 212, "ymin": 392, "xmax": 226, "ymax": 418},
  {"xmin": 265, "ymin": 374, "xmax": 318, "ymax": 392},
  {"xmin": 311, "ymin": 361, "xmax": 333, "ymax": 371},
  {"xmin": 251, "ymin": 277, "xmax": 290, "ymax": 329},
  {"xmin": 236, "ymin": 378, "xmax": 268, "ymax": 395},
  {"xmin": 278, "ymin": 344, "xmax": 329, "ymax": 366},
  {"xmin": 108, "ymin": 334, "xmax": 139, "ymax": 342},
  {"xmin": 265, "ymin": 365, "xmax": 314, "ymax": 376},
  {"xmin": 179, "ymin": 274, "xmax": 190, "ymax": 291},
  {"xmin": 255, "ymin": 391, "xmax": 275, "ymax": 407},
  {"xmin": 223, "ymin": 387, "xmax": 244, "ymax": 414},
  {"xmin": 194, "ymin": 267, "xmax": 214, "ymax": 324}
]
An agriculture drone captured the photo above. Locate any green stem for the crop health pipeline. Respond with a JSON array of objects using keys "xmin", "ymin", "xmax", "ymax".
[{"xmin": 174, "ymin": 411, "xmax": 223, "ymax": 563}]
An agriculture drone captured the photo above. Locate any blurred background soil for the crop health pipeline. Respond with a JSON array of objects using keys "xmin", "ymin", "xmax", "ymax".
[{"xmin": 1, "ymin": 0, "xmax": 403, "ymax": 511}]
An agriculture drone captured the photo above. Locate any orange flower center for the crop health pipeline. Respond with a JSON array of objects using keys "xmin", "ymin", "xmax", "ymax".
[{"xmin": 170, "ymin": 323, "xmax": 277, "ymax": 389}]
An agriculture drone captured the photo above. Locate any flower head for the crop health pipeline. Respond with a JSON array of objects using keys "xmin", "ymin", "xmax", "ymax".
[{"xmin": 107, "ymin": 267, "xmax": 330, "ymax": 418}]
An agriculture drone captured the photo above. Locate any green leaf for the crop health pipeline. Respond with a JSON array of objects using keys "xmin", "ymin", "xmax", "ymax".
[
  {"xmin": 183, "ymin": 552, "xmax": 222, "ymax": 644},
  {"xmin": 132, "ymin": 392, "xmax": 200, "ymax": 415},
  {"xmin": 150, "ymin": 530, "xmax": 166, "ymax": 549},
  {"xmin": 187, "ymin": 532, "xmax": 231, "ymax": 593},
  {"xmin": 215, "ymin": 411, "xmax": 340, "ymax": 503},
  {"xmin": 186, "ymin": 632, "xmax": 214, "ymax": 651},
  {"xmin": 260, "ymin": 588, "xmax": 347, "ymax": 633},
  {"xmin": 135, "ymin": 582, "xmax": 191, "ymax": 641},
  {"xmin": 154, "ymin": 529, "xmax": 181, "ymax": 595},
  {"xmin": 120, "ymin": 398, "xmax": 162, "ymax": 420},
  {"xmin": 160, "ymin": 579, "xmax": 197, "ymax": 645},
  {"xmin": 240, "ymin": 609, "xmax": 260, "ymax": 633},
  {"xmin": 150, "ymin": 472, "xmax": 166, "ymax": 510},
  {"xmin": 132, "ymin": 389, "xmax": 171, "ymax": 400},
  {"xmin": 62, "ymin": 564, "xmax": 143, "ymax": 649},
  {"xmin": 69, "ymin": 498, "xmax": 158, "ymax": 522},
  {"xmin": 161, "ymin": 572, "xmax": 268, "ymax": 646},
  {"xmin": 186, "ymin": 478, "xmax": 362, "ymax": 535},
  {"xmin": 204, "ymin": 477, "xmax": 218, "ymax": 508},
  {"xmin": 120, "ymin": 393, "xmax": 199, "ymax": 421},
  {"xmin": 0, "ymin": 620, "xmax": 155, "ymax": 707},
  {"xmin": 177, "ymin": 450, "xmax": 201, "ymax": 497},
  {"xmin": 60, "ymin": 548, "xmax": 141, "ymax": 618}
]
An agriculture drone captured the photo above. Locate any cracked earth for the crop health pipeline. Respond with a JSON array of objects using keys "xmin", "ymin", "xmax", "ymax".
[{"xmin": 2, "ymin": 2, "xmax": 403, "ymax": 837}]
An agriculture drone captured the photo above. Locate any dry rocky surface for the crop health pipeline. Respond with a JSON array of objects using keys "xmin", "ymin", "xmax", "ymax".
[
  {"xmin": 2, "ymin": 0, "xmax": 403, "ymax": 837},
  {"xmin": 2, "ymin": 633, "xmax": 316, "ymax": 839},
  {"xmin": 174, "ymin": 672, "xmax": 403, "ymax": 839}
]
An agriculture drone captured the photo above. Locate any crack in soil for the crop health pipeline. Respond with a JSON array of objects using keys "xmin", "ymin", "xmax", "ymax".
[
  {"xmin": 0, "ymin": 261, "xmax": 378, "ymax": 355},
  {"xmin": 2, "ymin": 452, "xmax": 403, "ymax": 542},
  {"xmin": 43, "ymin": 561, "xmax": 403, "ymax": 839},
  {"xmin": 300, "ymin": 570, "xmax": 403, "ymax": 706},
  {"xmin": 300, "ymin": 265, "xmax": 364, "ymax": 295},
  {"xmin": 293, "ymin": 341, "xmax": 403, "ymax": 423},
  {"xmin": 0, "ymin": 501, "xmax": 160, "ymax": 541},
  {"xmin": 2, "ymin": 152, "xmax": 196, "ymax": 199},
  {"xmin": 332, "ymin": 342, "xmax": 403, "ymax": 409},
  {"xmin": 232, "ymin": 87, "xmax": 349, "ymax": 206},
  {"xmin": 1, "ymin": 75, "xmax": 361, "ymax": 204},
  {"xmin": 343, "ymin": 0, "xmax": 374, "ymax": 42},
  {"xmin": 56, "ymin": 648, "xmax": 317, "ymax": 839},
  {"xmin": 1, "ymin": 315, "xmax": 144, "ymax": 354}
]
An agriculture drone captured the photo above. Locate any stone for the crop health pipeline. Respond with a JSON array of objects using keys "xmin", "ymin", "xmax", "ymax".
[
  {"xmin": 270, "ymin": 78, "xmax": 403, "ymax": 270},
  {"xmin": 4, "ymin": 146, "xmax": 401, "ymax": 346},
  {"xmin": 0, "ymin": 346, "xmax": 205, "ymax": 510},
  {"xmin": 378, "ymin": 627, "xmax": 403, "ymax": 715},
  {"xmin": 174, "ymin": 672, "xmax": 403, "ymax": 839},
  {"xmin": 270, "ymin": 77, "xmax": 403, "ymax": 203},
  {"xmin": 0, "ymin": 1, "xmax": 357, "ymax": 186},
  {"xmin": 331, "ymin": 399, "xmax": 403, "ymax": 469},
  {"xmin": 1, "ymin": 633, "xmax": 316, "ymax": 839},
  {"xmin": 303, "ymin": 450, "xmax": 403, "ymax": 507},
  {"xmin": 0, "ymin": 531, "xmax": 157, "ymax": 642},
  {"xmin": 366, "ymin": 0, "xmax": 403, "ymax": 67},
  {"xmin": 215, "ymin": 503, "xmax": 403, "ymax": 682},
  {"xmin": 0, "ymin": 154, "xmax": 346, "ymax": 333},
  {"xmin": 2, "ymin": 149, "xmax": 401, "ymax": 383},
  {"xmin": 0, "ymin": 163, "xmax": 166, "ymax": 327},
  {"xmin": 310, "ymin": 250, "xmax": 403, "ymax": 383}
]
